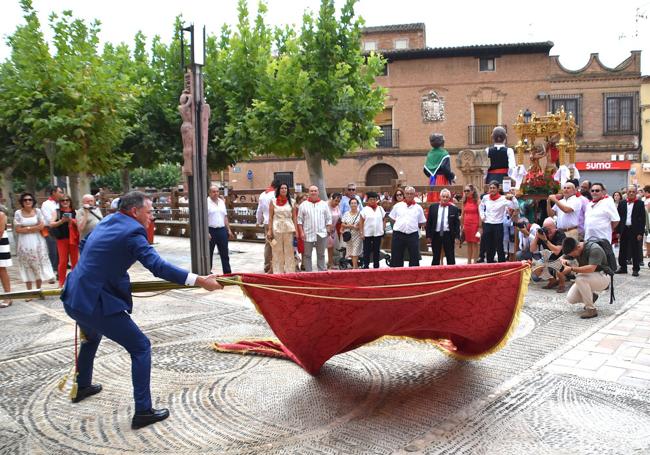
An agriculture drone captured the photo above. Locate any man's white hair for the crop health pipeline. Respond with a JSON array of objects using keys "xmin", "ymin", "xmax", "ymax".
[
  {"xmin": 404, "ymin": 186, "xmax": 415, "ymax": 192},
  {"xmin": 440, "ymin": 188, "xmax": 451, "ymax": 197}
]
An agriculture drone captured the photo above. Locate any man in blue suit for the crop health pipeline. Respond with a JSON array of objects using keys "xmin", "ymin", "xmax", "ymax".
[{"xmin": 62, "ymin": 191, "xmax": 223, "ymax": 429}]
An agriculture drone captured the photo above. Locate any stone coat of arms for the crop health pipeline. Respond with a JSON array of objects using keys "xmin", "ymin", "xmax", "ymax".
[{"xmin": 421, "ymin": 90, "xmax": 445, "ymax": 122}]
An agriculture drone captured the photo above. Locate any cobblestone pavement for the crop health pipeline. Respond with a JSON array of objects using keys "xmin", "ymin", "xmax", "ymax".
[{"xmin": 1, "ymin": 236, "xmax": 649, "ymax": 454}]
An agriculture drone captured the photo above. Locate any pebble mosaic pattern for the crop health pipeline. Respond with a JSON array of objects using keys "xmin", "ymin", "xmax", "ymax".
[{"xmin": 1, "ymin": 237, "xmax": 649, "ymax": 453}]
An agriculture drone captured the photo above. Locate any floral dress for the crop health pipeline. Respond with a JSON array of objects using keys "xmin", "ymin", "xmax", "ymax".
[
  {"xmin": 14, "ymin": 209, "xmax": 55, "ymax": 283},
  {"xmin": 341, "ymin": 210, "xmax": 362, "ymax": 256}
]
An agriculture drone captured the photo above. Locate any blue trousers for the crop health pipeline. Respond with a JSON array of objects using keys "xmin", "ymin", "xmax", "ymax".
[
  {"xmin": 64, "ymin": 304, "xmax": 152, "ymax": 412},
  {"xmin": 209, "ymin": 226, "xmax": 231, "ymax": 274}
]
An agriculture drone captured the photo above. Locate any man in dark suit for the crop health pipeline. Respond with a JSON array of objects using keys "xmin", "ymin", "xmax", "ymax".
[
  {"xmin": 426, "ymin": 189, "xmax": 460, "ymax": 265},
  {"xmin": 62, "ymin": 191, "xmax": 223, "ymax": 429},
  {"xmin": 616, "ymin": 185, "xmax": 646, "ymax": 277}
]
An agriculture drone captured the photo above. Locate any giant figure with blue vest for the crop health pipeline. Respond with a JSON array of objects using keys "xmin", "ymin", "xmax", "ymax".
[{"xmin": 62, "ymin": 191, "xmax": 223, "ymax": 429}]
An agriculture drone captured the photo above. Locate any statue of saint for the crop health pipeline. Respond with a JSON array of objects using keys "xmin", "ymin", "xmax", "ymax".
[{"xmin": 179, "ymin": 90, "xmax": 194, "ymax": 176}]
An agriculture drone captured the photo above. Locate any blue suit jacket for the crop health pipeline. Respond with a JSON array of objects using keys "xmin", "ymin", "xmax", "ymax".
[{"xmin": 62, "ymin": 212, "xmax": 188, "ymax": 315}]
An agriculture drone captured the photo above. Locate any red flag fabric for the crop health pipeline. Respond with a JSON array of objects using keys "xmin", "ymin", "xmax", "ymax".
[{"xmin": 214, "ymin": 263, "xmax": 530, "ymax": 375}]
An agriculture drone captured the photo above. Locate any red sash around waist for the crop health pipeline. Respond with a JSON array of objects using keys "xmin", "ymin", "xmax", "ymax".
[{"xmin": 488, "ymin": 168, "xmax": 508, "ymax": 174}]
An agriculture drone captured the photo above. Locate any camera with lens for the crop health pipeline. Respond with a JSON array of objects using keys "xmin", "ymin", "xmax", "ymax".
[
  {"xmin": 514, "ymin": 220, "xmax": 527, "ymax": 229},
  {"xmin": 538, "ymin": 227, "xmax": 550, "ymax": 237}
]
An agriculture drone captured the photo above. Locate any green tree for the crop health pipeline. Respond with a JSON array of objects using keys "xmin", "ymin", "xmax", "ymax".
[
  {"xmin": 0, "ymin": 1, "xmax": 53, "ymax": 200},
  {"xmin": 243, "ymin": 0, "xmax": 386, "ymax": 197},
  {"xmin": 204, "ymin": 0, "xmax": 274, "ymax": 171},
  {"xmin": 0, "ymin": 1, "xmax": 134, "ymax": 204}
]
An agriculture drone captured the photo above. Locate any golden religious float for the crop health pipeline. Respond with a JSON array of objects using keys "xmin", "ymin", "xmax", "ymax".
[{"xmin": 512, "ymin": 106, "xmax": 579, "ymax": 195}]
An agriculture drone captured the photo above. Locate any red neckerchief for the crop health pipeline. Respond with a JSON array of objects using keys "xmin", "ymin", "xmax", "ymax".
[
  {"xmin": 276, "ymin": 196, "xmax": 288, "ymax": 206},
  {"xmin": 440, "ymin": 202, "xmax": 451, "ymax": 207},
  {"xmin": 406, "ymin": 200, "xmax": 416, "ymax": 207},
  {"xmin": 48, "ymin": 196, "xmax": 57, "ymax": 202},
  {"xmin": 265, "ymin": 187, "xmax": 274, "ymax": 194},
  {"xmin": 627, "ymin": 197, "xmax": 638, "ymax": 203},
  {"xmin": 309, "ymin": 198, "xmax": 321, "ymax": 204},
  {"xmin": 489, "ymin": 193, "xmax": 501, "ymax": 201},
  {"xmin": 591, "ymin": 195, "xmax": 609, "ymax": 207},
  {"xmin": 367, "ymin": 202, "xmax": 378, "ymax": 210}
]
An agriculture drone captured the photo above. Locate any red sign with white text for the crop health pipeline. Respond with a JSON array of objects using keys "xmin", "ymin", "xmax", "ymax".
[{"xmin": 575, "ymin": 161, "xmax": 631, "ymax": 171}]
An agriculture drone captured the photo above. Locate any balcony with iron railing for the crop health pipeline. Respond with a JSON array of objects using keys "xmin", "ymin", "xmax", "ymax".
[
  {"xmin": 377, "ymin": 126, "xmax": 399, "ymax": 148},
  {"xmin": 468, "ymin": 124, "xmax": 506, "ymax": 146}
]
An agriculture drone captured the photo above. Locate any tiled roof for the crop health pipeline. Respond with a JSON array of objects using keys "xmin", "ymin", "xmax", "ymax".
[
  {"xmin": 362, "ymin": 23, "xmax": 425, "ymax": 34},
  {"xmin": 374, "ymin": 42, "xmax": 555, "ymax": 60}
]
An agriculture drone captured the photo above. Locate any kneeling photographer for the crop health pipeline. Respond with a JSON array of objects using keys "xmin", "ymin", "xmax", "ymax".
[
  {"xmin": 514, "ymin": 217, "xmax": 541, "ymax": 261},
  {"xmin": 530, "ymin": 217, "xmax": 567, "ymax": 292}
]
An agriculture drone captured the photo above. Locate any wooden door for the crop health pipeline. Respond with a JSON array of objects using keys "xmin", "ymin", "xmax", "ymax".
[{"xmin": 473, "ymin": 104, "xmax": 498, "ymax": 144}]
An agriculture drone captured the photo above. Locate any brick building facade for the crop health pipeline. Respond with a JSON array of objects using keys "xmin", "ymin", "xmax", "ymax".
[{"xmin": 225, "ymin": 24, "xmax": 642, "ymax": 193}]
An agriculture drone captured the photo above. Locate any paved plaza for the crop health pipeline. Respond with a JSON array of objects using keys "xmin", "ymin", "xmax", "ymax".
[{"xmin": 1, "ymin": 236, "xmax": 650, "ymax": 454}]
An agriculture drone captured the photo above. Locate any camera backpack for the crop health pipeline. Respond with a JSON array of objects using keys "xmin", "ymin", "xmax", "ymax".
[{"xmin": 585, "ymin": 237, "xmax": 617, "ymax": 304}]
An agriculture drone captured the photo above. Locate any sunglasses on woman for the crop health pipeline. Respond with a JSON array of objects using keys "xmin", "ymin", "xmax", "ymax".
[
  {"xmin": 395, "ymin": 193, "xmax": 404, "ymax": 197},
  {"xmin": 22, "ymin": 198, "xmax": 34, "ymax": 202}
]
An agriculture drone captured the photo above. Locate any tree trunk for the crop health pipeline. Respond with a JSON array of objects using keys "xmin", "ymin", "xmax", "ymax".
[
  {"xmin": 303, "ymin": 148, "xmax": 327, "ymax": 200},
  {"xmin": 25, "ymin": 174, "xmax": 37, "ymax": 195},
  {"xmin": 68, "ymin": 173, "xmax": 80, "ymax": 207},
  {"xmin": 68, "ymin": 172, "xmax": 91, "ymax": 207},
  {"xmin": 121, "ymin": 168, "xmax": 131, "ymax": 193},
  {"xmin": 1, "ymin": 167, "xmax": 15, "ymax": 218}
]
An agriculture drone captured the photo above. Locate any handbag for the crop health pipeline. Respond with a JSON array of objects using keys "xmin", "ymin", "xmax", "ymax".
[
  {"xmin": 40, "ymin": 228, "xmax": 49, "ymax": 238},
  {"xmin": 342, "ymin": 212, "xmax": 360, "ymax": 242}
]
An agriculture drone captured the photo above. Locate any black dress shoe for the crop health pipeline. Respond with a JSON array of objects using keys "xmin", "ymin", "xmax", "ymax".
[
  {"xmin": 615, "ymin": 268, "xmax": 627, "ymax": 274},
  {"xmin": 476, "ymin": 258, "xmax": 485, "ymax": 263},
  {"xmin": 132, "ymin": 408, "xmax": 170, "ymax": 429},
  {"xmin": 71, "ymin": 384, "xmax": 102, "ymax": 403},
  {"xmin": 632, "ymin": 271, "xmax": 639, "ymax": 277}
]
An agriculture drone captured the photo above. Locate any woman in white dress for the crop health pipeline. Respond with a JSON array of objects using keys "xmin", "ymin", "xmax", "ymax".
[
  {"xmin": 13, "ymin": 193, "xmax": 55, "ymax": 294},
  {"xmin": 0, "ymin": 210, "xmax": 12, "ymax": 307}
]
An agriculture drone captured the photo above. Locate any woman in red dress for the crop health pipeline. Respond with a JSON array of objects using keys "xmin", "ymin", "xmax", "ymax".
[{"xmin": 460, "ymin": 184, "xmax": 481, "ymax": 264}]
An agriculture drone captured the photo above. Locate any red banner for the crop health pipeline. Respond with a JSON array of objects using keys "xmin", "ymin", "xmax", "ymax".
[
  {"xmin": 214, "ymin": 263, "xmax": 530, "ymax": 375},
  {"xmin": 575, "ymin": 161, "xmax": 631, "ymax": 171}
]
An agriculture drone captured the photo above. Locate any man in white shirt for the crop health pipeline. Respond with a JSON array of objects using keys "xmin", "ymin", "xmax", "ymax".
[
  {"xmin": 479, "ymin": 181, "xmax": 518, "ymax": 263},
  {"xmin": 547, "ymin": 182, "xmax": 581, "ymax": 240},
  {"xmin": 514, "ymin": 218, "xmax": 541, "ymax": 261},
  {"xmin": 389, "ymin": 186, "xmax": 426, "ymax": 267},
  {"xmin": 41, "ymin": 185, "xmax": 64, "ymax": 274},
  {"xmin": 583, "ymin": 183, "xmax": 619, "ymax": 243},
  {"xmin": 207, "ymin": 186, "xmax": 234, "ymax": 274},
  {"xmin": 297, "ymin": 185, "xmax": 332, "ymax": 272},
  {"xmin": 256, "ymin": 179, "xmax": 279, "ymax": 273}
]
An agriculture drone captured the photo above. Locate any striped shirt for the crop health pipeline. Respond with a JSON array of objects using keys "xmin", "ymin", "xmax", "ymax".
[
  {"xmin": 297, "ymin": 200, "xmax": 332, "ymax": 242},
  {"xmin": 0, "ymin": 230, "xmax": 10, "ymax": 266}
]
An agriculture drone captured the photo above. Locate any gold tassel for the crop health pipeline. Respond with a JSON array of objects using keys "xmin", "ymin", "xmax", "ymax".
[
  {"xmin": 69, "ymin": 373, "xmax": 79, "ymax": 400},
  {"xmin": 57, "ymin": 374, "xmax": 69, "ymax": 391}
]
